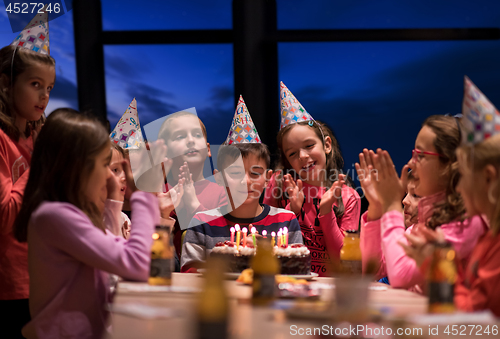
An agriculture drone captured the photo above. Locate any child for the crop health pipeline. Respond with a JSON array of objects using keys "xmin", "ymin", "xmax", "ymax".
[
  {"xmin": 157, "ymin": 110, "xmax": 227, "ymax": 260},
  {"xmin": 13, "ymin": 109, "xmax": 159, "ymax": 338},
  {"xmin": 402, "ymin": 77, "xmax": 499, "ymax": 315},
  {"xmin": 181, "ymin": 97, "xmax": 302, "ymax": 272},
  {"xmin": 103, "ymin": 143, "xmax": 132, "ymax": 238},
  {"xmin": 109, "ymin": 98, "xmax": 143, "ymax": 220},
  {"xmin": 358, "ymin": 114, "xmax": 487, "ymax": 292},
  {"xmin": 0, "ymin": 15, "xmax": 55, "ymax": 337},
  {"xmin": 358, "ymin": 168, "xmax": 420, "ymax": 283},
  {"xmin": 403, "ymin": 171, "xmax": 421, "ymax": 228},
  {"xmin": 263, "ymin": 82, "xmax": 361, "ymax": 276}
]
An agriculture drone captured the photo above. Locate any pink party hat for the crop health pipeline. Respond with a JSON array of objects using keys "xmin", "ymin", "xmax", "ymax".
[
  {"xmin": 462, "ymin": 76, "xmax": 500, "ymax": 145},
  {"xmin": 225, "ymin": 95, "xmax": 261, "ymax": 144},
  {"xmin": 279, "ymin": 81, "xmax": 314, "ymax": 129},
  {"xmin": 11, "ymin": 5, "xmax": 50, "ymax": 55},
  {"xmin": 110, "ymin": 98, "xmax": 144, "ymax": 149}
]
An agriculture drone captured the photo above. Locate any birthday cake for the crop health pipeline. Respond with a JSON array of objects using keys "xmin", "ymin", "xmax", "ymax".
[{"xmin": 210, "ymin": 242, "xmax": 311, "ymax": 275}]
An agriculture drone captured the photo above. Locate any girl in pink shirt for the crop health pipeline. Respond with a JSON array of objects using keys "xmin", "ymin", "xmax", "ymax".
[
  {"xmin": 265, "ymin": 119, "xmax": 361, "ymax": 276},
  {"xmin": 356, "ymin": 115, "xmax": 486, "ymax": 292},
  {"xmin": 13, "ymin": 110, "xmax": 159, "ymax": 338},
  {"xmin": 402, "ymin": 78, "xmax": 500, "ymax": 315}
]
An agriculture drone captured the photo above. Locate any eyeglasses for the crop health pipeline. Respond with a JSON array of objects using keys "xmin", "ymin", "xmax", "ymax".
[{"xmin": 411, "ymin": 149, "xmax": 445, "ymax": 163}]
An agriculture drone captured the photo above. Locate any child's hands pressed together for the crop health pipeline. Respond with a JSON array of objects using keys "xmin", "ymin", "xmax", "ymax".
[
  {"xmin": 369, "ymin": 149, "xmax": 410, "ymax": 214},
  {"xmin": 178, "ymin": 162, "xmax": 201, "ymax": 214},
  {"xmin": 319, "ymin": 174, "xmax": 346, "ymax": 216},
  {"xmin": 355, "ymin": 149, "xmax": 383, "ymax": 220},
  {"xmin": 122, "ymin": 159, "xmax": 138, "ymax": 194},
  {"xmin": 157, "ymin": 177, "xmax": 185, "ymax": 218},
  {"xmin": 284, "ymin": 174, "xmax": 304, "ymax": 216}
]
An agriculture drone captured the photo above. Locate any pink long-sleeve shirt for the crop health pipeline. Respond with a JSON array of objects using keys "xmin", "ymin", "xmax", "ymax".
[
  {"xmin": 0, "ymin": 128, "xmax": 33, "ymax": 300},
  {"xmin": 22, "ymin": 191, "xmax": 159, "ymax": 339},
  {"xmin": 264, "ymin": 174, "xmax": 361, "ymax": 276},
  {"xmin": 360, "ymin": 191, "xmax": 487, "ymax": 292}
]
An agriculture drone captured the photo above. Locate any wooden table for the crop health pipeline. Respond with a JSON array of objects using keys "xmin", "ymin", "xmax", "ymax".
[{"xmin": 105, "ymin": 273, "xmax": 434, "ymax": 339}]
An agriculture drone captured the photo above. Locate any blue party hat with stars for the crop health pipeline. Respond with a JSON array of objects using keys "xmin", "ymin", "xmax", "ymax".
[
  {"xmin": 11, "ymin": 5, "xmax": 50, "ymax": 55},
  {"xmin": 110, "ymin": 98, "xmax": 144, "ymax": 149},
  {"xmin": 279, "ymin": 81, "xmax": 314, "ymax": 129},
  {"xmin": 225, "ymin": 95, "xmax": 261, "ymax": 144},
  {"xmin": 462, "ymin": 76, "xmax": 500, "ymax": 146}
]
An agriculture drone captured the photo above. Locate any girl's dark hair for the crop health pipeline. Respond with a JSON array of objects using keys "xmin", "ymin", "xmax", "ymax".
[
  {"xmin": 0, "ymin": 45, "xmax": 55, "ymax": 141},
  {"xmin": 14, "ymin": 109, "xmax": 110, "ymax": 242},
  {"xmin": 275, "ymin": 120, "xmax": 347, "ymax": 218},
  {"xmin": 423, "ymin": 115, "xmax": 466, "ymax": 229}
]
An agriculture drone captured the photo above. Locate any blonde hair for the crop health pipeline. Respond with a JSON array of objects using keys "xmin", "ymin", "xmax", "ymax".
[
  {"xmin": 158, "ymin": 111, "xmax": 207, "ymax": 142},
  {"xmin": 0, "ymin": 45, "xmax": 55, "ymax": 141},
  {"xmin": 457, "ymin": 134, "xmax": 500, "ymax": 235}
]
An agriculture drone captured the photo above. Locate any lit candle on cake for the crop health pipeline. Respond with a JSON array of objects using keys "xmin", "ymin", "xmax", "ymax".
[
  {"xmin": 277, "ymin": 229, "xmax": 282, "ymax": 247},
  {"xmin": 251, "ymin": 226, "xmax": 257, "ymax": 247},
  {"xmin": 283, "ymin": 227, "xmax": 288, "ymax": 247},
  {"xmin": 262, "ymin": 230, "xmax": 267, "ymax": 238},
  {"xmin": 242, "ymin": 227, "xmax": 248, "ymax": 247},
  {"xmin": 271, "ymin": 231, "xmax": 276, "ymax": 247},
  {"xmin": 230, "ymin": 227, "xmax": 235, "ymax": 244},
  {"xmin": 235, "ymin": 224, "xmax": 241, "ymax": 250}
]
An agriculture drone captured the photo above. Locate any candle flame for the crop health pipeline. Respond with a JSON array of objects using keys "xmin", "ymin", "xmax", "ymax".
[
  {"xmin": 242, "ymin": 227, "xmax": 248, "ymax": 233},
  {"xmin": 271, "ymin": 231, "xmax": 276, "ymax": 236},
  {"xmin": 235, "ymin": 224, "xmax": 241, "ymax": 231},
  {"xmin": 262, "ymin": 230, "xmax": 267, "ymax": 236},
  {"xmin": 230, "ymin": 227, "xmax": 235, "ymax": 232}
]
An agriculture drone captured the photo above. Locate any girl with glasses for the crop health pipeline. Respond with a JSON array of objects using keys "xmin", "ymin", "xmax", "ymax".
[{"xmin": 356, "ymin": 115, "xmax": 487, "ymax": 293}]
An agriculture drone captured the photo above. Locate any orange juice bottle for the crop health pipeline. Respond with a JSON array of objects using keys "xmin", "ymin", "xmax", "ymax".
[
  {"xmin": 340, "ymin": 230, "xmax": 362, "ymax": 274},
  {"xmin": 148, "ymin": 225, "xmax": 173, "ymax": 285},
  {"xmin": 251, "ymin": 238, "xmax": 279, "ymax": 306}
]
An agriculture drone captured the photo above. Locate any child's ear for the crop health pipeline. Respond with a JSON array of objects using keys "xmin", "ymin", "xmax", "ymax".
[
  {"xmin": 484, "ymin": 164, "xmax": 498, "ymax": 185},
  {"xmin": 324, "ymin": 136, "xmax": 332, "ymax": 155},
  {"xmin": 206, "ymin": 142, "xmax": 212, "ymax": 158}
]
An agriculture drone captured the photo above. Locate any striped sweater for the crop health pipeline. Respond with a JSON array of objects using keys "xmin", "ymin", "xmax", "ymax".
[{"xmin": 180, "ymin": 204, "xmax": 302, "ymax": 272}]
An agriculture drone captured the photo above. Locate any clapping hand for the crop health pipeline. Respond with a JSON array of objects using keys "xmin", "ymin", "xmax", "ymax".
[{"xmin": 284, "ymin": 174, "xmax": 304, "ymax": 215}]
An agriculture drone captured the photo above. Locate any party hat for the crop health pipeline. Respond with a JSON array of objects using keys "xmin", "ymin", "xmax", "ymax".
[
  {"xmin": 224, "ymin": 95, "xmax": 261, "ymax": 144},
  {"xmin": 110, "ymin": 98, "xmax": 144, "ymax": 149},
  {"xmin": 462, "ymin": 76, "xmax": 500, "ymax": 145},
  {"xmin": 279, "ymin": 81, "xmax": 314, "ymax": 129},
  {"xmin": 11, "ymin": 5, "xmax": 50, "ymax": 55}
]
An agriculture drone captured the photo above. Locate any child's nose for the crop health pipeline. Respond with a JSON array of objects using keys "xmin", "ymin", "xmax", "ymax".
[
  {"xmin": 40, "ymin": 89, "xmax": 49, "ymax": 99},
  {"xmin": 186, "ymin": 134, "xmax": 195, "ymax": 145},
  {"xmin": 299, "ymin": 149, "xmax": 308, "ymax": 160}
]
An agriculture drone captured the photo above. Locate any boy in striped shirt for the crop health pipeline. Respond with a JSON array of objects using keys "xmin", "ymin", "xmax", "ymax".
[{"xmin": 181, "ymin": 143, "xmax": 302, "ymax": 272}]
